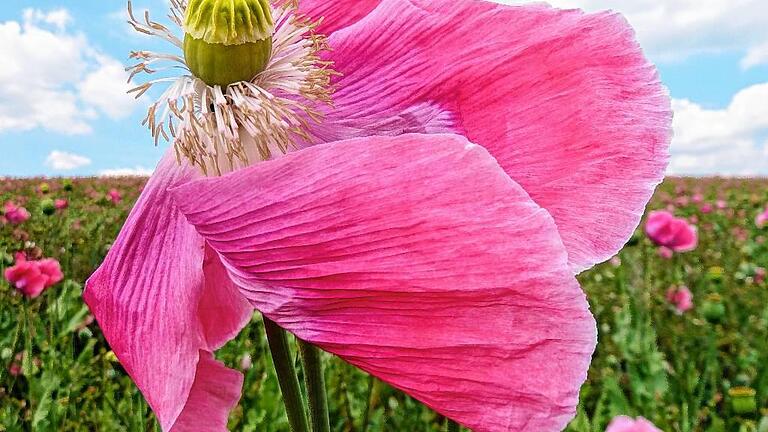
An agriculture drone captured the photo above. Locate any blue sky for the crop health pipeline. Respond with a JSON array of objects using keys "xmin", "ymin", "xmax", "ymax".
[{"xmin": 2, "ymin": 0, "xmax": 768, "ymax": 177}]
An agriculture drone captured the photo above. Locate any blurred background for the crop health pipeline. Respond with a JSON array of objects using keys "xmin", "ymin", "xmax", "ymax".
[{"xmin": 1, "ymin": 1, "xmax": 768, "ymax": 432}]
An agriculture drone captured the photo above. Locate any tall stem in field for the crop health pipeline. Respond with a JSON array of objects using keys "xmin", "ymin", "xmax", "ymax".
[
  {"xmin": 298, "ymin": 339, "xmax": 330, "ymax": 432},
  {"xmin": 446, "ymin": 418, "xmax": 461, "ymax": 432},
  {"xmin": 263, "ymin": 316, "xmax": 309, "ymax": 432}
]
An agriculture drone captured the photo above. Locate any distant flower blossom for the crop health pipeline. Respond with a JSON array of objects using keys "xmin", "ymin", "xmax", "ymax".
[
  {"xmin": 692, "ymin": 193, "xmax": 703, "ymax": 203},
  {"xmin": 107, "ymin": 189, "xmax": 122, "ymax": 204},
  {"xmin": 755, "ymin": 267, "xmax": 766, "ymax": 284},
  {"xmin": 716, "ymin": 200, "xmax": 727, "ymax": 210},
  {"xmin": 756, "ymin": 207, "xmax": 768, "ymax": 228},
  {"xmin": 606, "ymin": 416, "xmax": 662, "ymax": 432},
  {"xmin": 3, "ymin": 202, "xmax": 30, "ymax": 225},
  {"xmin": 645, "ymin": 210, "xmax": 697, "ymax": 252},
  {"xmin": 700, "ymin": 203, "xmax": 713, "ymax": 214},
  {"xmin": 55, "ymin": 199, "xmax": 68, "ymax": 210},
  {"xmin": 657, "ymin": 246, "xmax": 674, "ymax": 260},
  {"xmin": 4, "ymin": 254, "xmax": 63, "ymax": 298},
  {"xmin": 666, "ymin": 286, "xmax": 693, "ymax": 314},
  {"xmin": 675, "ymin": 196, "xmax": 689, "ymax": 206}
]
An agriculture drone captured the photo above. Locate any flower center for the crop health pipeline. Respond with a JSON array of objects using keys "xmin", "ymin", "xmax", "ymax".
[
  {"xmin": 183, "ymin": 0, "xmax": 274, "ymax": 87},
  {"xmin": 126, "ymin": 0, "xmax": 335, "ymax": 176}
]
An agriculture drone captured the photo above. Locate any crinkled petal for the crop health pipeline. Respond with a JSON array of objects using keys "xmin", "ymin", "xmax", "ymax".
[
  {"xmin": 171, "ymin": 134, "xmax": 597, "ymax": 432},
  {"xmin": 83, "ymin": 152, "xmax": 252, "ymax": 431},
  {"xmin": 292, "ymin": 0, "xmax": 382, "ymax": 35},
  {"xmin": 311, "ymin": 0, "xmax": 672, "ymax": 273}
]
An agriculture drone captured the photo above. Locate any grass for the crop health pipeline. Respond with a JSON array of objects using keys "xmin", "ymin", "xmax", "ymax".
[{"xmin": 1, "ymin": 176, "xmax": 767, "ymax": 431}]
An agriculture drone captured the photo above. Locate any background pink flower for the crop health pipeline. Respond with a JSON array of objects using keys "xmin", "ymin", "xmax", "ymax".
[
  {"xmin": 658, "ymin": 246, "xmax": 674, "ymax": 259},
  {"xmin": 107, "ymin": 189, "xmax": 122, "ymax": 204},
  {"xmin": 606, "ymin": 416, "xmax": 662, "ymax": 432},
  {"xmin": 756, "ymin": 207, "xmax": 768, "ymax": 228},
  {"xmin": 645, "ymin": 210, "xmax": 698, "ymax": 252},
  {"xmin": 3, "ymin": 202, "xmax": 30, "ymax": 225},
  {"xmin": 4, "ymin": 254, "xmax": 63, "ymax": 298},
  {"xmin": 666, "ymin": 286, "xmax": 693, "ymax": 314},
  {"xmin": 55, "ymin": 199, "xmax": 68, "ymax": 210}
]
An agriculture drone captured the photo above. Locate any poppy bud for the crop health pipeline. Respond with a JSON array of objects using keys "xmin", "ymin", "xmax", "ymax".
[
  {"xmin": 183, "ymin": 0, "xmax": 273, "ymax": 87},
  {"xmin": 40, "ymin": 198, "xmax": 56, "ymax": 216},
  {"xmin": 702, "ymin": 293, "xmax": 726, "ymax": 323},
  {"xmin": 729, "ymin": 387, "xmax": 757, "ymax": 414}
]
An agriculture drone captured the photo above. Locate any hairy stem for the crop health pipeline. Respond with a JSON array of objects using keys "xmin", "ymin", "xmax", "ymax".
[
  {"xmin": 298, "ymin": 339, "xmax": 331, "ymax": 432},
  {"xmin": 264, "ymin": 316, "xmax": 309, "ymax": 432}
]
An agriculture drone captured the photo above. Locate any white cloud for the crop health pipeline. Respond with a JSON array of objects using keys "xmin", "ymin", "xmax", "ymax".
[
  {"xmin": 99, "ymin": 166, "xmax": 154, "ymax": 177},
  {"xmin": 669, "ymin": 83, "xmax": 768, "ymax": 175},
  {"xmin": 741, "ymin": 41, "xmax": 768, "ymax": 69},
  {"xmin": 501, "ymin": 0, "xmax": 768, "ymax": 65},
  {"xmin": 78, "ymin": 56, "xmax": 138, "ymax": 120},
  {"xmin": 45, "ymin": 150, "xmax": 92, "ymax": 170},
  {"xmin": 0, "ymin": 9, "xmax": 138, "ymax": 136}
]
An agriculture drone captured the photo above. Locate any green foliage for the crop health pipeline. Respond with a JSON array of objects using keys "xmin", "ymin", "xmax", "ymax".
[{"xmin": 0, "ymin": 177, "xmax": 767, "ymax": 431}]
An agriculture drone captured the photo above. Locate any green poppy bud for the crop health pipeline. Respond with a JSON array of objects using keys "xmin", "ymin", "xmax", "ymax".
[
  {"xmin": 702, "ymin": 293, "xmax": 726, "ymax": 324},
  {"xmin": 40, "ymin": 198, "xmax": 56, "ymax": 216},
  {"xmin": 729, "ymin": 387, "xmax": 757, "ymax": 414},
  {"xmin": 183, "ymin": 0, "xmax": 273, "ymax": 87}
]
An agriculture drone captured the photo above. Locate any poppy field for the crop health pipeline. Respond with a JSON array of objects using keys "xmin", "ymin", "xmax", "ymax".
[{"xmin": 1, "ymin": 176, "xmax": 768, "ymax": 432}]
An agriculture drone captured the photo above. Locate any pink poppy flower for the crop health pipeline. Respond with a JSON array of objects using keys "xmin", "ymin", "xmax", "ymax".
[
  {"xmin": 3, "ymin": 202, "xmax": 30, "ymax": 225},
  {"xmin": 692, "ymin": 193, "xmax": 703, "ymax": 203},
  {"xmin": 666, "ymin": 286, "xmax": 693, "ymax": 314},
  {"xmin": 700, "ymin": 203, "xmax": 713, "ymax": 214},
  {"xmin": 606, "ymin": 416, "xmax": 662, "ymax": 432},
  {"xmin": 8, "ymin": 362, "xmax": 21, "ymax": 377},
  {"xmin": 756, "ymin": 207, "xmax": 768, "ymax": 228},
  {"xmin": 4, "ymin": 254, "xmax": 62, "ymax": 298},
  {"xmin": 55, "ymin": 199, "xmax": 68, "ymax": 210},
  {"xmin": 107, "ymin": 189, "xmax": 122, "ymax": 204},
  {"xmin": 657, "ymin": 246, "xmax": 674, "ymax": 259},
  {"xmin": 645, "ymin": 210, "xmax": 698, "ymax": 252},
  {"xmin": 756, "ymin": 267, "xmax": 766, "ymax": 284},
  {"xmin": 84, "ymin": 1, "xmax": 670, "ymax": 431},
  {"xmin": 716, "ymin": 199, "xmax": 727, "ymax": 210}
]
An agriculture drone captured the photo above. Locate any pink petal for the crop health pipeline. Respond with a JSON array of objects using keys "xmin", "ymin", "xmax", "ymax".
[
  {"xmin": 293, "ymin": 0, "xmax": 382, "ymax": 35},
  {"xmin": 169, "ymin": 352, "xmax": 244, "ymax": 432},
  {"xmin": 83, "ymin": 152, "xmax": 252, "ymax": 430},
  {"xmin": 312, "ymin": 0, "xmax": 671, "ymax": 273},
  {"xmin": 172, "ymin": 134, "xmax": 597, "ymax": 432}
]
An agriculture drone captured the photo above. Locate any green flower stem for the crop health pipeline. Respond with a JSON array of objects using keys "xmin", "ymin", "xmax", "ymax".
[
  {"xmin": 361, "ymin": 375, "xmax": 379, "ymax": 432},
  {"xmin": 446, "ymin": 418, "xmax": 461, "ymax": 432},
  {"xmin": 263, "ymin": 316, "xmax": 309, "ymax": 432},
  {"xmin": 298, "ymin": 339, "xmax": 331, "ymax": 432}
]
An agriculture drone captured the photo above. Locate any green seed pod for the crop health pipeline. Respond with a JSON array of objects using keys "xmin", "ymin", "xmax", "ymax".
[
  {"xmin": 183, "ymin": 0, "xmax": 274, "ymax": 87},
  {"xmin": 702, "ymin": 293, "xmax": 726, "ymax": 324},
  {"xmin": 184, "ymin": 35, "xmax": 272, "ymax": 87},
  {"xmin": 39, "ymin": 182, "xmax": 50, "ymax": 194},
  {"xmin": 40, "ymin": 198, "xmax": 56, "ymax": 216},
  {"xmin": 729, "ymin": 387, "xmax": 757, "ymax": 414},
  {"xmin": 62, "ymin": 179, "xmax": 74, "ymax": 192}
]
